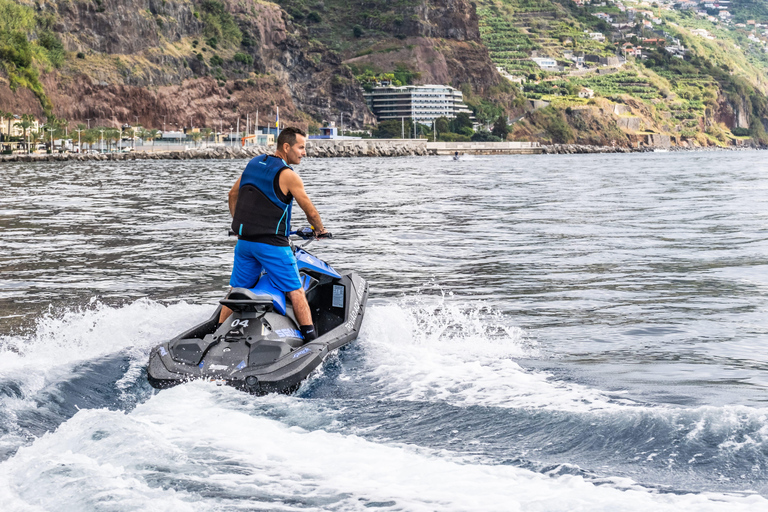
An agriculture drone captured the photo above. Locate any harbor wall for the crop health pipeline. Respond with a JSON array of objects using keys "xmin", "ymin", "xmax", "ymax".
[{"xmin": 427, "ymin": 141, "xmax": 542, "ymax": 155}]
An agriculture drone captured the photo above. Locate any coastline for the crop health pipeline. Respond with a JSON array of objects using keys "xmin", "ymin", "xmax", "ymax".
[{"xmin": 0, "ymin": 142, "xmax": 760, "ymax": 163}]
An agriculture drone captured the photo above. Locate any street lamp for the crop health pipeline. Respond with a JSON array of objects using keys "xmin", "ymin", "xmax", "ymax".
[
  {"xmin": 75, "ymin": 128, "xmax": 83, "ymax": 153},
  {"xmin": 99, "ymin": 129, "xmax": 105, "ymax": 153},
  {"xmin": 47, "ymin": 127, "xmax": 55, "ymax": 153},
  {"xmin": 134, "ymin": 116, "xmax": 139, "ymax": 149}
]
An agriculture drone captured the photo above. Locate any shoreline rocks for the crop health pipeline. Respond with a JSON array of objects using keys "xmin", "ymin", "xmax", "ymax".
[{"xmin": 1, "ymin": 141, "xmax": 762, "ymax": 163}]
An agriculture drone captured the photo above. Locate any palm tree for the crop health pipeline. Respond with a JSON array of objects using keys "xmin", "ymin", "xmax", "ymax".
[
  {"xmin": 190, "ymin": 131, "xmax": 203, "ymax": 147},
  {"xmin": 106, "ymin": 128, "xmax": 121, "ymax": 151},
  {"xmin": 14, "ymin": 116, "xmax": 35, "ymax": 152},
  {"xmin": 148, "ymin": 129, "xmax": 160, "ymax": 148},
  {"xmin": 81, "ymin": 129, "xmax": 97, "ymax": 152},
  {"xmin": 201, "ymin": 127, "xmax": 213, "ymax": 145}
]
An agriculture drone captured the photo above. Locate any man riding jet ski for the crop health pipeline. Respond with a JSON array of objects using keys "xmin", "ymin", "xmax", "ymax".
[{"xmin": 147, "ymin": 128, "xmax": 368, "ymax": 394}]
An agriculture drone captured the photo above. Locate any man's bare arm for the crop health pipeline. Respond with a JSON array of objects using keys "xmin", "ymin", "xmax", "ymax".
[
  {"xmin": 280, "ymin": 170, "xmax": 326, "ymax": 233},
  {"xmin": 228, "ymin": 177, "xmax": 241, "ymax": 217}
]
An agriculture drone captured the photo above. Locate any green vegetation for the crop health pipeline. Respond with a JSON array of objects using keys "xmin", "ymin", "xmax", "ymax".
[
  {"xmin": 350, "ymin": 62, "xmax": 421, "ymax": 89},
  {"xmin": 198, "ymin": 0, "xmax": 242, "ymax": 48},
  {"xmin": 0, "ymin": 0, "xmax": 61, "ymax": 115}
]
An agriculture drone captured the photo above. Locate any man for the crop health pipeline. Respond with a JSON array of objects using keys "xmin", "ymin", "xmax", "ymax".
[{"xmin": 219, "ymin": 127, "xmax": 328, "ymax": 341}]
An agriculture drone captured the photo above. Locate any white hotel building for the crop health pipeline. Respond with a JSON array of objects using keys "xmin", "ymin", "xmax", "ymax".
[{"xmin": 363, "ymin": 85, "xmax": 473, "ymax": 124}]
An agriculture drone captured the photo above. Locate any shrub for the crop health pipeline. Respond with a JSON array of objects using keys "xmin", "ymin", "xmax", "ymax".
[
  {"xmin": 471, "ymin": 130, "xmax": 502, "ymax": 142},
  {"xmin": 206, "ymin": 37, "xmax": 218, "ymax": 49},
  {"xmin": 233, "ymin": 52, "xmax": 253, "ymax": 66},
  {"xmin": 353, "ymin": 25, "xmax": 363, "ymax": 38},
  {"xmin": 76, "ymin": 52, "xmax": 85, "ymax": 59},
  {"xmin": 492, "ymin": 115, "xmax": 509, "ymax": 140},
  {"xmin": 307, "ymin": 11, "xmax": 322, "ymax": 23},
  {"xmin": 210, "ymin": 54, "xmax": 224, "ymax": 66},
  {"xmin": 731, "ymin": 127, "xmax": 750, "ymax": 136},
  {"xmin": 200, "ymin": 0, "xmax": 241, "ymax": 47}
]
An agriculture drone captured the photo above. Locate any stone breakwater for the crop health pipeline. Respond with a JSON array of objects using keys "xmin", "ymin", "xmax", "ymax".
[
  {"xmin": 541, "ymin": 144, "xmax": 763, "ymax": 154},
  {"xmin": 0, "ymin": 139, "xmax": 430, "ymax": 163},
  {"xmin": 306, "ymin": 139, "xmax": 428, "ymax": 157},
  {"xmin": 541, "ymin": 144, "xmax": 638, "ymax": 154},
  {"xmin": 3, "ymin": 141, "xmax": 758, "ymax": 163},
  {"xmin": 0, "ymin": 146, "xmax": 274, "ymax": 163}
]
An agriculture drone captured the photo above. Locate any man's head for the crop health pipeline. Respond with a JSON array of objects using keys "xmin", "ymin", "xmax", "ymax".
[{"xmin": 275, "ymin": 127, "xmax": 307, "ymax": 165}]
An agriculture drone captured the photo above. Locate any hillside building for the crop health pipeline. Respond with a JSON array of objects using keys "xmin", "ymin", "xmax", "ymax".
[
  {"xmin": 0, "ymin": 115, "xmax": 40, "ymax": 138},
  {"xmin": 364, "ymin": 85, "xmax": 473, "ymax": 124}
]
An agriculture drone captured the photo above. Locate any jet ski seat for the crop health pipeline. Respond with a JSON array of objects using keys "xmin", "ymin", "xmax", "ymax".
[{"xmin": 248, "ymin": 275, "xmax": 287, "ymax": 315}]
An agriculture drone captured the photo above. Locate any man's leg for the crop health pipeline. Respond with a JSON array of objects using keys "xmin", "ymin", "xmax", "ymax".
[
  {"xmin": 219, "ymin": 303, "xmax": 233, "ymax": 324},
  {"xmin": 287, "ymin": 288, "xmax": 316, "ymax": 340},
  {"xmin": 286, "ymin": 288, "xmax": 311, "ymax": 325}
]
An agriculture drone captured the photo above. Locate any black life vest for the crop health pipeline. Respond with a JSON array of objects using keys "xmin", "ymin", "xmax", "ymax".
[{"xmin": 232, "ymin": 154, "xmax": 293, "ymax": 246}]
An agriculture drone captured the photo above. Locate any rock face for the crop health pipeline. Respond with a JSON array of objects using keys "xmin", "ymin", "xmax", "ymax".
[
  {"xmin": 2, "ymin": 0, "xmax": 375, "ymax": 129},
  {"xmin": 713, "ymin": 94, "xmax": 751, "ymax": 130},
  {"xmin": 342, "ymin": 0, "xmax": 502, "ymax": 93}
]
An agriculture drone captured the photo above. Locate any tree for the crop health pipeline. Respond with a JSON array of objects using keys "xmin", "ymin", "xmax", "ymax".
[
  {"xmin": 13, "ymin": 114, "xmax": 35, "ymax": 150},
  {"xmin": 492, "ymin": 115, "xmax": 509, "ymax": 140},
  {"xmin": 471, "ymin": 130, "xmax": 502, "ymax": 142},
  {"xmin": 81, "ymin": 129, "xmax": 97, "ymax": 151},
  {"xmin": 450, "ymin": 112, "xmax": 472, "ymax": 133},
  {"xmin": 373, "ymin": 119, "xmax": 411, "ymax": 138},
  {"xmin": 190, "ymin": 131, "xmax": 203, "ymax": 147},
  {"xmin": 148, "ymin": 129, "xmax": 160, "ymax": 147},
  {"xmin": 435, "ymin": 116, "xmax": 450, "ymax": 135}
]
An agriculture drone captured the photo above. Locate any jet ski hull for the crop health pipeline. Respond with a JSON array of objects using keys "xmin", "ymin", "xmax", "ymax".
[{"xmin": 147, "ymin": 271, "xmax": 368, "ymax": 395}]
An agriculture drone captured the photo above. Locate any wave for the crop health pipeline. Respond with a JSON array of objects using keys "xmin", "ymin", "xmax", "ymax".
[{"xmin": 1, "ymin": 383, "xmax": 765, "ymax": 512}]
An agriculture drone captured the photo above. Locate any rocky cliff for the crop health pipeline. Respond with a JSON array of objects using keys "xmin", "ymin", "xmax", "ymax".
[
  {"xmin": 1, "ymin": 0, "xmax": 376, "ymax": 129},
  {"xmin": 275, "ymin": 0, "xmax": 504, "ymax": 94}
]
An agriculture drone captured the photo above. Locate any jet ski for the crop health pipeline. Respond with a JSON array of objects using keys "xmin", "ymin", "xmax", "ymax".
[{"xmin": 146, "ymin": 229, "xmax": 368, "ymax": 395}]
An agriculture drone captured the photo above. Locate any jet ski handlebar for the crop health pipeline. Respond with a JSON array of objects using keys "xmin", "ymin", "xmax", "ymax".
[
  {"xmin": 290, "ymin": 227, "xmax": 333, "ymax": 240},
  {"xmin": 227, "ymin": 228, "xmax": 333, "ymax": 240}
]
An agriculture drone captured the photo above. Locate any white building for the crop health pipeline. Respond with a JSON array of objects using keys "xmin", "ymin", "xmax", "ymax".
[
  {"xmin": 0, "ymin": 115, "xmax": 40, "ymax": 138},
  {"xmin": 363, "ymin": 85, "xmax": 473, "ymax": 124},
  {"xmin": 531, "ymin": 57, "xmax": 560, "ymax": 70}
]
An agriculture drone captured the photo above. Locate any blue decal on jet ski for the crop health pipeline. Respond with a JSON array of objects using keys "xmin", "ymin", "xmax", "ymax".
[
  {"xmin": 248, "ymin": 276, "xmax": 287, "ymax": 315},
  {"xmin": 198, "ymin": 360, "xmax": 205, "ymax": 368},
  {"xmin": 276, "ymin": 328, "xmax": 302, "ymax": 339},
  {"xmin": 295, "ymin": 248, "xmax": 341, "ymax": 279},
  {"xmin": 292, "ymin": 347, "xmax": 311, "ymax": 359},
  {"xmin": 236, "ymin": 360, "xmax": 246, "ymax": 369},
  {"xmin": 159, "ymin": 346, "xmax": 168, "ymax": 356}
]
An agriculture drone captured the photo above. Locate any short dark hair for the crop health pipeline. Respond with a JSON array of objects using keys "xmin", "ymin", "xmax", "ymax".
[{"xmin": 276, "ymin": 127, "xmax": 307, "ymax": 149}]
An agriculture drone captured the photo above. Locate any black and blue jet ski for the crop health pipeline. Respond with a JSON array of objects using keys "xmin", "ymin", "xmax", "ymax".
[{"xmin": 147, "ymin": 230, "xmax": 368, "ymax": 394}]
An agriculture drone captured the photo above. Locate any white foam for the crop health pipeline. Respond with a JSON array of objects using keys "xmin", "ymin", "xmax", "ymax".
[
  {"xmin": 0, "ymin": 383, "xmax": 764, "ymax": 512},
  {"xmin": 0, "ymin": 299, "xmax": 212, "ymax": 460},
  {"xmin": 0, "ymin": 298, "xmax": 210, "ymax": 394},
  {"xmin": 356, "ymin": 299, "xmax": 629, "ymax": 412}
]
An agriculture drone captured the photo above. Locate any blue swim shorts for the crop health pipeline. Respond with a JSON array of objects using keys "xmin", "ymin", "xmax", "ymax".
[{"xmin": 229, "ymin": 240, "xmax": 302, "ymax": 292}]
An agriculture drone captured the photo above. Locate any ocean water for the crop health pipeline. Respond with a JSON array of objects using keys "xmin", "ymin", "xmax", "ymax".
[{"xmin": 1, "ymin": 152, "xmax": 768, "ymax": 511}]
